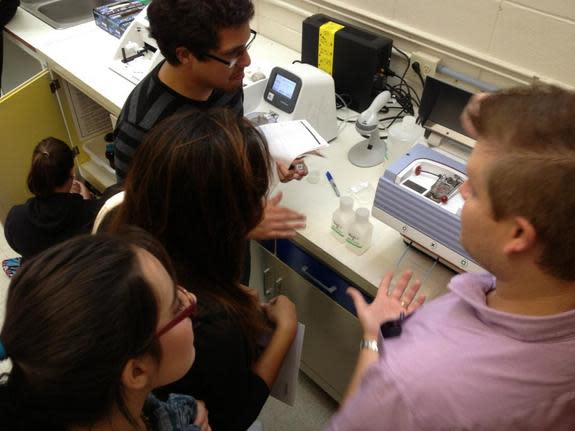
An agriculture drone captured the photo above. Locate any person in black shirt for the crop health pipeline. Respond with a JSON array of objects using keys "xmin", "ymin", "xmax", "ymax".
[
  {"xmin": 4, "ymin": 137, "xmax": 102, "ymax": 261},
  {"xmin": 107, "ymin": 109, "xmax": 298, "ymax": 431}
]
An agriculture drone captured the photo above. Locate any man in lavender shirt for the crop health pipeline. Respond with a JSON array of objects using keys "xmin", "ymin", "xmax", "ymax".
[{"xmin": 326, "ymin": 84, "xmax": 575, "ymax": 430}]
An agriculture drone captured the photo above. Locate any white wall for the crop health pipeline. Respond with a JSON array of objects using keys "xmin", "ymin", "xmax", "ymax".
[{"xmin": 252, "ymin": 0, "xmax": 575, "ymax": 90}]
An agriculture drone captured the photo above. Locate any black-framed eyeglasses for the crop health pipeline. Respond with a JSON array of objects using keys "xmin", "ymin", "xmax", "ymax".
[{"xmin": 204, "ymin": 29, "xmax": 257, "ymax": 69}]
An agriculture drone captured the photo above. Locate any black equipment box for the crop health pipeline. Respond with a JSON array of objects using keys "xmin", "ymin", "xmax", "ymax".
[{"xmin": 301, "ymin": 14, "xmax": 393, "ymax": 112}]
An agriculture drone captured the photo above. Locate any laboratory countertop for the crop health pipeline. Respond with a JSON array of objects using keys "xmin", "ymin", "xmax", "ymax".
[
  {"xmin": 4, "ymin": 8, "xmax": 455, "ymax": 298},
  {"xmin": 4, "ymin": 8, "xmax": 300, "ymax": 116}
]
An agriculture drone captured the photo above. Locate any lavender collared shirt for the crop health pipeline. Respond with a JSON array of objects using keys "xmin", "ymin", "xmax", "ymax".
[{"xmin": 326, "ymin": 273, "xmax": 575, "ymax": 430}]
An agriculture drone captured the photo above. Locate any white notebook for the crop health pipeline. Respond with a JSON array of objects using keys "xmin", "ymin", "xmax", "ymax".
[
  {"xmin": 270, "ymin": 322, "xmax": 306, "ymax": 406},
  {"xmin": 258, "ymin": 120, "xmax": 329, "ymax": 166}
]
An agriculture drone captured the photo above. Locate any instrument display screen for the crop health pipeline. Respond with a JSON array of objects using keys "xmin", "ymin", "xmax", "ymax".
[{"xmin": 272, "ymin": 74, "xmax": 297, "ymax": 99}]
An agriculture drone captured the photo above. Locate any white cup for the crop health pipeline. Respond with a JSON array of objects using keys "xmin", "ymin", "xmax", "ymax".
[{"xmin": 307, "ymin": 169, "xmax": 320, "ymax": 184}]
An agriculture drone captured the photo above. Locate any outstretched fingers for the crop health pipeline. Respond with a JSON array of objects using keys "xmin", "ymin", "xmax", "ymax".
[
  {"xmin": 389, "ymin": 270, "xmax": 414, "ymax": 299},
  {"xmin": 407, "ymin": 294, "xmax": 426, "ymax": 314},
  {"xmin": 347, "ymin": 287, "xmax": 368, "ymax": 315},
  {"xmin": 377, "ymin": 272, "xmax": 394, "ymax": 297}
]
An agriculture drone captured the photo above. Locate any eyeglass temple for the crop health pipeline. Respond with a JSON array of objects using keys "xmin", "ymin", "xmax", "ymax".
[{"xmin": 156, "ymin": 302, "xmax": 195, "ymax": 337}]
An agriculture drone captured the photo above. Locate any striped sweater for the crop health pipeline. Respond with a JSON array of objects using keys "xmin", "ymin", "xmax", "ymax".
[{"xmin": 113, "ymin": 61, "xmax": 243, "ymax": 180}]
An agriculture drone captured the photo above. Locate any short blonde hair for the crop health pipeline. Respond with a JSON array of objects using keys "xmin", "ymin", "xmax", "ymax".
[{"xmin": 470, "ymin": 84, "xmax": 575, "ymax": 281}]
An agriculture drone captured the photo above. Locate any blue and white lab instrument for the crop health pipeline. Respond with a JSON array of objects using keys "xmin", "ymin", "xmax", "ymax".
[{"xmin": 372, "ymin": 144, "xmax": 483, "ymax": 273}]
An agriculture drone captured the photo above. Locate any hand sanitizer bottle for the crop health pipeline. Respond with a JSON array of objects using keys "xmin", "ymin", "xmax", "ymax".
[
  {"xmin": 346, "ymin": 207, "xmax": 373, "ymax": 255},
  {"xmin": 331, "ymin": 196, "xmax": 355, "ymax": 242}
]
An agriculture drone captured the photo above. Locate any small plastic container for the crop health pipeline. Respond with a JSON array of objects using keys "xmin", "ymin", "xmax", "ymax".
[
  {"xmin": 387, "ymin": 116, "xmax": 425, "ymax": 157},
  {"xmin": 331, "ymin": 196, "xmax": 355, "ymax": 242},
  {"xmin": 345, "ymin": 207, "xmax": 373, "ymax": 255},
  {"xmin": 307, "ymin": 169, "xmax": 320, "ymax": 184}
]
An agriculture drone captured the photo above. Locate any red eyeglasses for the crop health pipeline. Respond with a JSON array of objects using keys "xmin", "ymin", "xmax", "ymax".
[{"xmin": 156, "ymin": 290, "xmax": 197, "ymax": 338}]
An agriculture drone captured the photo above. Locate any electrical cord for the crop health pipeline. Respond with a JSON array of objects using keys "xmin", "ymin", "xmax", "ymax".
[
  {"xmin": 392, "ymin": 46, "xmax": 411, "ymax": 83},
  {"xmin": 390, "ymin": 75, "xmax": 421, "ymax": 106},
  {"xmin": 411, "ymin": 62, "xmax": 426, "ymax": 87},
  {"xmin": 383, "ymin": 65, "xmax": 422, "ymax": 124},
  {"xmin": 387, "ymin": 46, "xmax": 424, "ymax": 115},
  {"xmin": 390, "ymin": 46, "xmax": 418, "ymax": 109},
  {"xmin": 335, "ymin": 93, "xmax": 350, "ymax": 136},
  {"xmin": 387, "ymin": 69, "xmax": 421, "ymax": 104},
  {"xmin": 336, "ymin": 93, "xmax": 353, "ymax": 109},
  {"xmin": 385, "ymin": 81, "xmax": 416, "ymax": 112},
  {"xmin": 384, "ymin": 107, "xmax": 407, "ymax": 130}
]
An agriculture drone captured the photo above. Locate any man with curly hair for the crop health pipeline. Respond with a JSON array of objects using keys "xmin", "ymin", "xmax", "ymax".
[
  {"xmin": 114, "ymin": 0, "xmax": 255, "ymax": 180},
  {"xmin": 112, "ymin": 0, "xmax": 306, "ymax": 273}
]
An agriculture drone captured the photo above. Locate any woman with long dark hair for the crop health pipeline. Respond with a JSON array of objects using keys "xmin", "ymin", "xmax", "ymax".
[
  {"xmin": 108, "ymin": 108, "xmax": 297, "ymax": 431},
  {"xmin": 0, "ymin": 232, "xmax": 210, "ymax": 430}
]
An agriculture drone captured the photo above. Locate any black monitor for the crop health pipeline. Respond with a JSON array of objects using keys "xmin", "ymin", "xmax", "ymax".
[{"xmin": 418, "ymin": 76, "xmax": 474, "ymax": 143}]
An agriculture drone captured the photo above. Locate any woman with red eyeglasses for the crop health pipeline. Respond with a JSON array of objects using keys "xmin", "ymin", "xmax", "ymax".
[{"xmin": 0, "ymin": 232, "xmax": 210, "ymax": 431}]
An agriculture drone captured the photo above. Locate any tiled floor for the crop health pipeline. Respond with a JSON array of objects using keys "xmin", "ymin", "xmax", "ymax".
[
  {"xmin": 259, "ymin": 373, "xmax": 338, "ymax": 430},
  {"xmin": 0, "ymin": 223, "xmax": 338, "ymax": 429}
]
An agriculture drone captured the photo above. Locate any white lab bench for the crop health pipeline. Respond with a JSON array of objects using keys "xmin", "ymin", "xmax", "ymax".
[{"xmin": 2, "ymin": 8, "xmax": 455, "ymax": 402}]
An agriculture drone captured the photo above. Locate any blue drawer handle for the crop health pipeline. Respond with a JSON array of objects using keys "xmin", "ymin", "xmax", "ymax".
[{"xmin": 301, "ymin": 265, "xmax": 337, "ymax": 294}]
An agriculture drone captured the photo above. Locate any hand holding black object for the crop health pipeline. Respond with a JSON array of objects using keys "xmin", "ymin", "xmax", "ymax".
[{"xmin": 347, "ymin": 271, "xmax": 426, "ymax": 340}]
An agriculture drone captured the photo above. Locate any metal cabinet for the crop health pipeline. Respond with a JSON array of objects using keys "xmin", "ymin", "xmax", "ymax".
[
  {"xmin": 250, "ymin": 240, "xmax": 283, "ymax": 299},
  {"xmin": 251, "ymin": 240, "xmax": 366, "ymax": 402}
]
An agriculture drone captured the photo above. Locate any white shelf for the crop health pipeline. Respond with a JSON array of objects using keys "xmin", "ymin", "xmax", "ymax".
[
  {"xmin": 79, "ymin": 160, "xmax": 115, "ymax": 192},
  {"xmin": 82, "ymin": 135, "xmax": 114, "ymax": 174}
]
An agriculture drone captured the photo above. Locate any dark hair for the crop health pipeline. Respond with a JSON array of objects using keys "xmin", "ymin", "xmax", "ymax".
[
  {"xmin": 0, "ymin": 231, "xmax": 175, "ymax": 429},
  {"xmin": 109, "ymin": 108, "xmax": 272, "ymax": 353},
  {"xmin": 148, "ymin": 0, "xmax": 254, "ymax": 65},
  {"xmin": 27, "ymin": 137, "xmax": 75, "ymax": 198},
  {"xmin": 469, "ymin": 84, "xmax": 575, "ymax": 281}
]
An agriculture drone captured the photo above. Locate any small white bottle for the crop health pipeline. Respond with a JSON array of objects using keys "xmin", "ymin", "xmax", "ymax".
[
  {"xmin": 345, "ymin": 207, "xmax": 373, "ymax": 255},
  {"xmin": 331, "ymin": 196, "xmax": 355, "ymax": 242}
]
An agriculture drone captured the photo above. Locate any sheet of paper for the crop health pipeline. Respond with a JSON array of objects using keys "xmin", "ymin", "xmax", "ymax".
[
  {"xmin": 258, "ymin": 120, "xmax": 329, "ymax": 166},
  {"xmin": 270, "ymin": 322, "xmax": 305, "ymax": 406}
]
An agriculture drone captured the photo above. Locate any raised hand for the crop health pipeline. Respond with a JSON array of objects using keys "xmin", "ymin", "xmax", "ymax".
[
  {"xmin": 247, "ymin": 192, "xmax": 306, "ymax": 240},
  {"xmin": 347, "ymin": 271, "xmax": 426, "ymax": 339}
]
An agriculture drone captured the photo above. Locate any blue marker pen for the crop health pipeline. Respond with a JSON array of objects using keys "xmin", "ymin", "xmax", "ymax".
[{"xmin": 325, "ymin": 171, "xmax": 341, "ymax": 197}]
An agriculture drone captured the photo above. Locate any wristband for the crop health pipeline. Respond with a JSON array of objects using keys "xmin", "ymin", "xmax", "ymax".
[{"xmin": 360, "ymin": 338, "xmax": 378, "ymax": 353}]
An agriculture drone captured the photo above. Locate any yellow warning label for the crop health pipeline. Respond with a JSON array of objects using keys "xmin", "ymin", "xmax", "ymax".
[{"xmin": 318, "ymin": 21, "xmax": 344, "ymax": 75}]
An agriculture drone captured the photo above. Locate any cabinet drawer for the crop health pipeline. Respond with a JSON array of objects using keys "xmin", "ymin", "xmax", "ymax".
[
  {"xmin": 276, "ymin": 258, "xmax": 362, "ymax": 401},
  {"xmin": 277, "ymin": 239, "xmax": 372, "ymax": 314}
]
